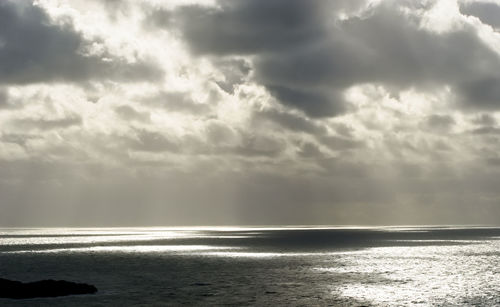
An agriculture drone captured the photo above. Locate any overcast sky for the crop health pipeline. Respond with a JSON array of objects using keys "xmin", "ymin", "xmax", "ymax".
[{"xmin": 1, "ymin": 0, "xmax": 500, "ymax": 226}]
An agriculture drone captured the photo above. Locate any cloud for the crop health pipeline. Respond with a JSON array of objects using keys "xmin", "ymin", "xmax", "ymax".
[
  {"xmin": 158, "ymin": 0, "xmax": 500, "ymax": 117},
  {"xmin": 11, "ymin": 116, "xmax": 82, "ymax": 131},
  {"xmin": 296, "ymin": 141, "xmax": 325, "ymax": 159},
  {"xmin": 169, "ymin": 0, "xmax": 329, "ymax": 55},
  {"xmin": 129, "ymin": 130, "xmax": 179, "ymax": 153},
  {"xmin": 460, "ymin": 1, "xmax": 500, "ymax": 30},
  {"xmin": 471, "ymin": 113, "xmax": 497, "ymax": 126},
  {"xmin": 212, "ymin": 58, "xmax": 251, "ymax": 94},
  {"xmin": 3, "ymin": 0, "xmax": 500, "ymax": 226},
  {"xmin": 266, "ymin": 86, "xmax": 346, "ymax": 118},
  {"xmin": 469, "ymin": 126, "xmax": 500, "ymax": 135},
  {"xmin": 0, "ymin": 0, "xmax": 161, "ymax": 85},
  {"xmin": 141, "ymin": 91, "xmax": 212, "ymax": 115},
  {"xmin": 319, "ymin": 135, "xmax": 364, "ymax": 151},
  {"xmin": 231, "ymin": 133, "xmax": 285, "ymax": 157},
  {"xmin": 0, "ymin": 89, "xmax": 10, "ymax": 109},
  {"xmin": 115, "ymin": 105, "xmax": 150, "ymax": 123},
  {"xmin": 426, "ymin": 114, "xmax": 455, "ymax": 131},
  {"xmin": 253, "ymin": 108, "xmax": 328, "ymax": 135},
  {"xmin": 458, "ymin": 77, "xmax": 500, "ymax": 109}
]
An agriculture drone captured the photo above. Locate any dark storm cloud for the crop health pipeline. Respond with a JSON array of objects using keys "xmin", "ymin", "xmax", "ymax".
[
  {"xmin": 266, "ymin": 86, "xmax": 346, "ymax": 118},
  {"xmin": 158, "ymin": 0, "xmax": 500, "ymax": 117},
  {"xmin": 460, "ymin": 1, "xmax": 500, "ymax": 29},
  {"xmin": 255, "ymin": 4, "xmax": 500, "ymax": 109},
  {"xmin": 169, "ymin": 0, "xmax": 328, "ymax": 55},
  {"xmin": 0, "ymin": 0, "xmax": 161, "ymax": 85},
  {"xmin": 165, "ymin": 0, "xmax": 358, "ymax": 117}
]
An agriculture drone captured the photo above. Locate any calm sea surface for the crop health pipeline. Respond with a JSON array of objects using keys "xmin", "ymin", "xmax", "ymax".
[{"xmin": 1, "ymin": 226, "xmax": 500, "ymax": 306}]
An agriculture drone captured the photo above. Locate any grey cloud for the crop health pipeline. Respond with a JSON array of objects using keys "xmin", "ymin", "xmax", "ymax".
[
  {"xmin": 102, "ymin": 0, "xmax": 132, "ymax": 21},
  {"xmin": 164, "ymin": 0, "xmax": 500, "ymax": 117},
  {"xmin": 486, "ymin": 157, "xmax": 500, "ymax": 166},
  {"xmin": 458, "ymin": 77, "xmax": 500, "ymax": 109},
  {"xmin": 472, "ymin": 113, "xmax": 496, "ymax": 126},
  {"xmin": 232, "ymin": 133, "xmax": 285, "ymax": 157},
  {"xmin": 206, "ymin": 121, "xmax": 238, "ymax": 146},
  {"xmin": 115, "ymin": 105, "xmax": 150, "ymax": 123},
  {"xmin": 0, "ymin": 89, "xmax": 22, "ymax": 110},
  {"xmin": 117, "ymin": 121, "xmax": 285, "ymax": 158},
  {"xmin": 3, "ymin": 134, "xmax": 500, "ymax": 226},
  {"xmin": 163, "ymin": 0, "xmax": 361, "ymax": 116},
  {"xmin": 213, "ymin": 58, "xmax": 251, "ymax": 94},
  {"xmin": 205, "ymin": 130, "xmax": 286, "ymax": 158},
  {"xmin": 0, "ymin": 133, "xmax": 38, "ymax": 146},
  {"xmin": 266, "ymin": 86, "xmax": 346, "ymax": 118},
  {"xmin": 253, "ymin": 108, "xmax": 328, "ymax": 135},
  {"xmin": 426, "ymin": 114, "xmax": 455, "ymax": 130},
  {"xmin": 460, "ymin": 1, "xmax": 500, "ymax": 29},
  {"xmin": 0, "ymin": 89, "xmax": 8, "ymax": 108},
  {"xmin": 258, "ymin": 4, "xmax": 500, "ymax": 103},
  {"xmin": 319, "ymin": 135, "xmax": 364, "ymax": 151},
  {"xmin": 202, "ymin": 121, "xmax": 286, "ymax": 157},
  {"xmin": 0, "ymin": 0, "xmax": 161, "ymax": 85},
  {"xmin": 170, "ymin": 0, "xmax": 327, "ymax": 55},
  {"xmin": 296, "ymin": 141, "xmax": 324, "ymax": 158},
  {"xmin": 142, "ymin": 91, "xmax": 212, "ymax": 115},
  {"xmin": 130, "ymin": 130, "xmax": 179, "ymax": 153},
  {"xmin": 434, "ymin": 140, "xmax": 453, "ymax": 152},
  {"xmin": 469, "ymin": 126, "xmax": 500, "ymax": 135},
  {"xmin": 145, "ymin": 7, "xmax": 172, "ymax": 29},
  {"xmin": 11, "ymin": 116, "xmax": 82, "ymax": 130},
  {"xmin": 333, "ymin": 123, "xmax": 355, "ymax": 138},
  {"xmin": 316, "ymin": 157, "xmax": 369, "ymax": 178}
]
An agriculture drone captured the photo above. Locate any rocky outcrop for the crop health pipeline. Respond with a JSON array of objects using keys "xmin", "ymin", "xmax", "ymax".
[{"xmin": 0, "ymin": 278, "xmax": 97, "ymax": 299}]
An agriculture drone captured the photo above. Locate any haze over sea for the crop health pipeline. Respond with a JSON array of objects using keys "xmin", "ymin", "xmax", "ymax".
[{"xmin": 1, "ymin": 226, "xmax": 500, "ymax": 306}]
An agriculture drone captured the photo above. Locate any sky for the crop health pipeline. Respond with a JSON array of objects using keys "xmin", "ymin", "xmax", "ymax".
[{"xmin": 1, "ymin": 0, "xmax": 500, "ymax": 226}]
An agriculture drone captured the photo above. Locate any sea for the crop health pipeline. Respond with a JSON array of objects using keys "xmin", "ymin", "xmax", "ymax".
[{"xmin": 1, "ymin": 226, "xmax": 500, "ymax": 306}]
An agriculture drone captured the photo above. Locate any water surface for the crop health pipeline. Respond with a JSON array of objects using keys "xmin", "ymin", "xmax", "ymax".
[{"xmin": 1, "ymin": 226, "xmax": 500, "ymax": 306}]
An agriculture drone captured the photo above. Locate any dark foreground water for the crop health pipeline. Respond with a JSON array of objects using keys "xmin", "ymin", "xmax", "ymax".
[{"xmin": 1, "ymin": 226, "xmax": 500, "ymax": 306}]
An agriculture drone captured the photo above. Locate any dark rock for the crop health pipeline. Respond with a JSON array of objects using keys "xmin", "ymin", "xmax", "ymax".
[{"xmin": 0, "ymin": 278, "xmax": 97, "ymax": 299}]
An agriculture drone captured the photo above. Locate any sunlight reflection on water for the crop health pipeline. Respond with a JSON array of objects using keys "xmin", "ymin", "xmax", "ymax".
[
  {"xmin": 6, "ymin": 245, "xmax": 237, "ymax": 254},
  {"xmin": 318, "ymin": 240, "xmax": 500, "ymax": 306}
]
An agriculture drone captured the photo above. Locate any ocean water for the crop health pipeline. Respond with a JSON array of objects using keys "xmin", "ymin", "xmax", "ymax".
[{"xmin": 1, "ymin": 226, "xmax": 500, "ymax": 306}]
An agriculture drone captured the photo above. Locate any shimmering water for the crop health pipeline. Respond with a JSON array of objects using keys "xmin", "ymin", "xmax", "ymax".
[{"xmin": 1, "ymin": 226, "xmax": 500, "ymax": 306}]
